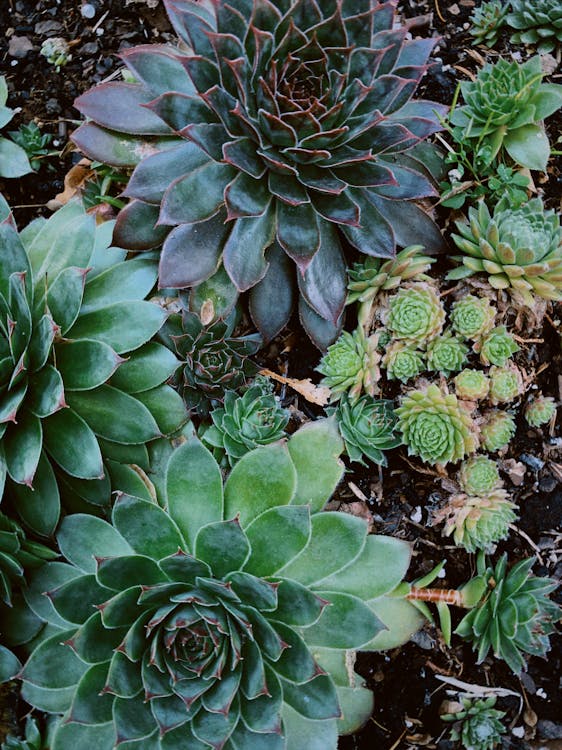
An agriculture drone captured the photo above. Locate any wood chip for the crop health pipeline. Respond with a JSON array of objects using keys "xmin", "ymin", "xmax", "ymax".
[{"xmin": 259, "ymin": 368, "xmax": 331, "ymax": 406}]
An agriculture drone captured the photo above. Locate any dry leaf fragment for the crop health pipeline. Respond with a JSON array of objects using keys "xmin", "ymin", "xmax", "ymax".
[
  {"xmin": 49, "ymin": 158, "xmax": 95, "ymax": 209},
  {"xmin": 259, "ymin": 368, "xmax": 331, "ymax": 406}
]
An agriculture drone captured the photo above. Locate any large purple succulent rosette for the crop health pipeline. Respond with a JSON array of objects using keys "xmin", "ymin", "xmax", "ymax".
[{"xmin": 72, "ymin": 0, "xmax": 447, "ymax": 347}]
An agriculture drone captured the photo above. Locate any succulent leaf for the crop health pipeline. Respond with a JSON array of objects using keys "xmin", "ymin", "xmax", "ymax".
[
  {"xmin": 434, "ymin": 490, "xmax": 516, "ymax": 553},
  {"xmin": 469, "ymin": 1, "xmax": 509, "ymax": 47},
  {"xmin": 450, "ymin": 295, "xmax": 496, "ymax": 340},
  {"xmin": 488, "ymin": 365, "xmax": 524, "ymax": 405},
  {"xmin": 382, "ymin": 341, "xmax": 425, "ymax": 383},
  {"xmin": 477, "ymin": 326, "xmax": 519, "ymax": 367},
  {"xmin": 426, "ymin": 330, "xmax": 468, "ymax": 376},
  {"xmin": 316, "ymin": 328, "xmax": 381, "ymax": 401},
  {"xmin": 454, "ymin": 369, "xmax": 490, "ymax": 401},
  {"xmin": 385, "ymin": 283, "xmax": 445, "ymax": 344},
  {"xmin": 480, "ymin": 410, "xmax": 517, "ymax": 452},
  {"xmin": 442, "ymin": 695, "xmax": 507, "ymax": 750},
  {"xmin": 332, "ymin": 395, "xmax": 401, "ymax": 467},
  {"xmin": 458, "ymin": 456, "xmax": 502, "ymax": 496},
  {"xmin": 524, "ymin": 394, "xmax": 557, "ymax": 427},
  {"xmin": 507, "ymin": 0, "xmax": 562, "ymax": 54}
]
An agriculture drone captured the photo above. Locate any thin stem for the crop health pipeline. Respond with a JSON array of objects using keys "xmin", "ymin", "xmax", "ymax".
[{"xmin": 406, "ymin": 587, "xmax": 465, "ymax": 607}]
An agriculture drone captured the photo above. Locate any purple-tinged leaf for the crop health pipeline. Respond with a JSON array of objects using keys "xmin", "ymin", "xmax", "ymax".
[
  {"xmin": 395, "ymin": 38, "xmax": 436, "ymax": 68},
  {"xmin": 370, "ymin": 194, "xmax": 446, "ymax": 253},
  {"xmin": 284, "ymin": 146, "xmax": 331, "ymax": 165},
  {"xmin": 258, "ymin": 110, "xmax": 299, "ymax": 148},
  {"xmin": 181, "ymin": 123, "xmax": 229, "ymax": 161},
  {"xmin": 257, "ymin": 148, "xmax": 298, "ymax": 175},
  {"xmin": 342, "ymin": 189, "xmax": 395, "ymax": 258},
  {"xmin": 297, "ymin": 165, "xmax": 347, "ymax": 195},
  {"xmin": 225, "ymin": 173, "xmax": 270, "ymax": 219},
  {"xmin": 74, "ymin": 83, "xmax": 172, "ymax": 135},
  {"xmin": 223, "ymin": 206, "xmax": 275, "ymax": 291},
  {"xmin": 300, "ymin": 294, "xmax": 342, "ymax": 349},
  {"xmin": 200, "ymin": 85, "xmax": 242, "ymax": 135},
  {"xmin": 164, "ymin": 0, "xmax": 216, "ymax": 55},
  {"xmin": 371, "ymin": 28, "xmax": 407, "ymax": 75},
  {"xmin": 159, "ymin": 161, "xmax": 234, "ymax": 226},
  {"xmin": 121, "ymin": 45, "xmax": 196, "ymax": 96},
  {"xmin": 373, "ymin": 162, "xmax": 437, "ymax": 199},
  {"xmin": 343, "ymin": 6, "xmax": 375, "ymax": 47},
  {"xmin": 348, "ymin": 47, "xmax": 386, "ymax": 85},
  {"xmin": 333, "ymin": 160, "xmax": 396, "ymax": 188},
  {"xmin": 145, "ymin": 92, "xmax": 215, "ymax": 132},
  {"xmin": 182, "ymin": 55, "xmax": 221, "ymax": 94},
  {"xmin": 371, "ymin": 1, "xmax": 396, "ymax": 35},
  {"xmin": 311, "ymin": 191, "xmax": 360, "ymax": 227},
  {"xmin": 298, "ymin": 222, "xmax": 346, "ymax": 324},
  {"xmin": 323, "ymin": 146, "xmax": 373, "ymax": 168},
  {"xmin": 113, "ymin": 200, "xmax": 169, "ymax": 251},
  {"xmin": 159, "ymin": 211, "xmax": 229, "ymax": 288},
  {"xmin": 249, "ymin": 242, "xmax": 295, "ymax": 341},
  {"xmin": 124, "ymin": 141, "xmax": 208, "ymax": 204},
  {"xmin": 268, "ymin": 172, "xmax": 309, "ymax": 205},
  {"xmin": 71, "ymin": 123, "xmax": 176, "ymax": 167},
  {"xmin": 276, "ymin": 200, "xmax": 320, "ymax": 272},
  {"xmin": 223, "ymin": 138, "xmax": 266, "ymax": 178}
]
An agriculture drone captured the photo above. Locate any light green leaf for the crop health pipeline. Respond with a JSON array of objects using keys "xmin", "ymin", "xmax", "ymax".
[
  {"xmin": 21, "ymin": 629, "xmax": 88, "ymax": 689},
  {"xmin": 108, "ymin": 342, "xmax": 180, "ymax": 393},
  {"xmin": 195, "ymin": 519, "xmax": 250, "ymax": 578},
  {"xmin": 0, "ymin": 137, "xmax": 32, "ymax": 178},
  {"xmin": 244, "ymin": 506, "xmax": 311, "ymax": 577},
  {"xmin": 302, "ymin": 592, "xmax": 384, "ymax": 648},
  {"xmin": 224, "ymin": 442, "xmax": 296, "ymax": 527},
  {"xmin": 282, "ymin": 704, "xmax": 338, "ymax": 750},
  {"xmin": 57, "ymin": 514, "xmax": 133, "ymax": 573},
  {"xmin": 80, "ymin": 258, "xmax": 157, "ymax": 313},
  {"xmin": 364, "ymin": 596, "xmax": 425, "ymax": 651},
  {"xmin": 133, "ymin": 384, "xmax": 188, "ymax": 436},
  {"xmin": 112, "ymin": 493, "xmax": 186, "ymax": 558},
  {"xmin": 504, "ymin": 124, "xmax": 550, "ymax": 171},
  {"xmin": 46, "ymin": 266, "xmax": 87, "ymax": 334}
]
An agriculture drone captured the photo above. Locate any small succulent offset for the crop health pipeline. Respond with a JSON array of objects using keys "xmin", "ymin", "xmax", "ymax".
[
  {"xmin": 442, "ymin": 695, "xmax": 506, "ymax": 750},
  {"xmin": 450, "ymin": 295, "xmax": 495, "ymax": 340},
  {"xmin": 396, "ymin": 384, "xmax": 477, "ymax": 466},
  {"xmin": 0, "ymin": 76, "xmax": 33, "ymax": 178},
  {"xmin": 470, "ymin": 1, "xmax": 509, "ymax": 47},
  {"xmin": 480, "ymin": 410, "xmax": 516, "ymax": 452},
  {"xmin": 15, "ymin": 421, "xmax": 424, "ymax": 750},
  {"xmin": 489, "ymin": 365, "xmax": 524, "ymax": 405},
  {"xmin": 201, "ymin": 378, "xmax": 289, "ymax": 466},
  {"xmin": 333, "ymin": 394, "xmax": 401, "ymax": 467},
  {"xmin": 0, "ymin": 200, "xmax": 187, "ymax": 535},
  {"xmin": 458, "ymin": 456, "xmax": 502, "ymax": 496},
  {"xmin": 385, "ymin": 283, "xmax": 445, "ymax": 344},
  {"xmin": 507, "ymin": 0, "xmax": 562, "ymax": 53},
  {"xmin": 382, "ymin": 341, "xmax": 425, "ymax": 384},
  {"xmin": 525, "ymin": 394, "xmax": 557, "ymax": 427},
  {"xmin": 477, "ymin": 326, "xmax": 519, "ymax": 367},
  {"xmin": 160, "ymin": 307, "xmax": 261, "ymax": 416},
  {"xmin": 449, "ymin": 197, "xmax": 562, "ymax": 306},
  {"xmin": 317, "ymin": 328, "xmax": 380, "ymax": 401},
  {"xmin": 347, "ymin": 246, "xmax": 435, "ymax": 329},
  {"xmin": 8, "ymin": 122, "xmax": 53, "ymax": 172},
  {"xmin": 454, "ymin": 369, "xmax": 490, "ymax": 402},
  {"xmin": 449, "ymin": 56, "xmax": 562, "ymax": 172},
  {"xmin": 433, "ymin": 490, "xmax": 516, "ymax": 553},
  {"xmin": 1, "ymin": 716, "xmax": 59, "ymax": 750},
  {"xmin": 426, "ymin": 330, "xmax": 468, "ymax": 377},
  {"xmin": 456, "ymin": 554, "xmax": 561, "ymax": 674},
  {"xmin": 40, "ymin": 38, "xmax": 71, "ymax": 71},
  {"xmin": 72, "ymin": 0, "xmax": 447, "ymax": 348}
]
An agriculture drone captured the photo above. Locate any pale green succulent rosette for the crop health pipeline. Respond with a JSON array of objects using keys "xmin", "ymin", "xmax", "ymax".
[
  {"xmin": 480, "ymin": 410, "xmax": 516, "ymax": 452},
  {"xmin": 477, "ymin": 326, "xmax": 519, "ymax": 367},
  {"xmin": 333, "ymin": 395, "xmax": 401, "ymax": 467},
  {"xmin": 435, "ymin": 490, "xmax": 517, "ymax": 553},
  {"xmin": 525, "ymin": 395, "xmax": 557, "ymax": 427},
  {"xmin": 458, "ymin": 456, "xmax": 501, "ymax": 496},
  {"xmin": 396, "ymin": 385, "xmax": 477, "ymax": 466},
  {"xmin": 426, "ymin": 330, "xmax": 468, "ymax": 377},
  {"xmin": 442, "ymin": 695, "xmax": 506, "ymax": 750},
  {"xmin": 470, "ymin": 1, "xmax": 508, "ymax": 47},
  {"xmin": 507, "ymin": 0, "xmax": 562, "ymax": 53},
  {"xmin": 386, "ymin": 284, "xmax": 445, "ymax": 344},
  {"xmin": 0, "ymin": 201, "xmax": 187, "ymax": 534},
  {"xmin": 317, "ymin": 328, "xmax": 380, "ymax": 401},
  {"xmin": 488, "ymin": 365, "xmax": 523, "ymax": 405},
  {"xmin": 14, "ymin": 420, "xmax": 424, "ymax": 750},
  {"xmin": 454, "ymin": 369, "xmax": 490, "ymax": 401},
  {"xmin": 382, "ymin": 341, "xmax": 425, "ymax": 383},
  {"xmin": 450, "ymin": 295, "xmax": 496, "ymax": 340}
]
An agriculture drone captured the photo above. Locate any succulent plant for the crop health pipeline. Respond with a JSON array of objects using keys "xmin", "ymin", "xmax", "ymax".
[
  {"xmin": 385, "ymin": 283, "xmax": 445, "ymax": 344},
  {"xmin": 347, "ymin": 246, "xmax": 435, "ymax": 329},
  {"xmin": 442, "ymin": 695, "xmax": 506, "ymax": 750},
  {"xmin": 477, "ymin": 326, "xmax": 519, "ymax": 367},
  {"xmin": 434, "ymin": 490, "xmax": 516, "ymax": 553},
  {"xmin": 1, "ymin": 716, "xmax": 59, "ymax": 750},
  {"xmin": 507, "ymin": 0, "xmax": 562, "ymax": 53},
  {"xmin": 201, "ymin": 378, "xmax": 289, "ymax": 466},
  {"xmin": 426, "ymin": 330, "xmax": 468, "ymax": 377},
  {"xmin": 333, "ymin": 394, "xmax": 401, "ymax": 467},
  {"xmin": 0, "ymin": 200, "xmax": 187, "ymax": 534},
  {"xmin": 454, "ymin": 369, "xmax": 490, "ymax": 401},
  {"xmin": 160, "ymin": 307, "xmax": 261, "ymax": 417},
  {"xmin": 456, "ymin": 554, "xmax": 561, "ymax": 674},
  {"xmin": 449, "ymin": 56, "xmax": 562, "ymax": 171},
  {"xmin": 8, "ymin": 122, "xmax": 53, "ymax": 172},
  {"xmin": 525, "ymin": 394, "xmax": 557, "ymax": 427},
  {"xmin": 382, "ymin": 341, "xmax": 425, "ymax": 383},
  {"xmin": 0, "ymin": 513, "xmax": 57, "ymax": 606},
  {"xmin": 396, "ymin": 384, "xmax": 477, "ymax": 466},
  {"xmin": 14, "ymin": 421, "xmax": 425, "ymax": 750},
  {"xmin": 488, "ymin": 365, "xmax": 524, "ymax": 405},
  {"xmin": 71, "ymin": 0, "xmax": 448, "ymax": 348},
  {"xmin": 469, "ymin": 1, "xmax": 509, "ymax": 47},
  {"xmin": 458, "ymin": 456, "xmax": 502, "ymax": 496},
  {"xmin": 40, "ymin": 38, "xmax": 71, "ymax": 71},
  {"xmin": 317, "ymin": 328, "xmax": 381, "ymax": 401},
  {"xmin": 0, "ymin": 76, "xmax": 33, "ymax": 178},
  {"xmin": 450, "ymin": 197, "xmax": 562, "ymax": 305},
  {"xmin": 450, "ymin": 295, "xmax": 496, "ymax": 340},
  {"xmin": 480, "ymin": 410, "xmax": 516, "ymax": 452}
]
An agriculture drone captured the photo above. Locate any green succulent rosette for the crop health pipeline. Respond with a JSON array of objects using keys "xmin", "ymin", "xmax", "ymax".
[
  {"xmin": 442, "ymin": 696, "xmax": 506, "ymax": 750},
  {"xmin": 382, "ymin": 341, "xmax": 425, "ymax": 384},
  {"xmin": 525, "ymin": 395, "xmax": 557, "ymax": 427},
  {"xmin": 396, "ymin": 384, "xmax": 477, "ymax": 466},
  {"xmin": 14, "ymin": 420, "xmax": 424, "ymax": 750},
  {"xmin": 470, "ymin": 1, "xmax": 508, "ymax": 47},
  {"xmin": 488, "ymin": 365, "xmax": 523, "ymax": 405},
  {"xmin": 0, "ymin": 201, "xmax": 187, "ymax": 534},
  {"xmin": 449, "ymin": 197, "xmax": 562, "ymax": 306},
  {"xmin": 201, "ymin": 379, "xmax": 289, "ymax": 466},
  {"xmin": 385, "ymin": 283, "xmax": 445, "ymax": 344},
  {"xmin": 1, "ymin": 716, "xmax": 59, "ymax": 750},
  {"xmin": 449, "ymin": 56, "xmax": 562, "ymax": 171},
  {"xmin": 454, "ymin": 369, "xmax": 490, "ymax": 401},
  {"xmin": 507, "ymin": 0, "xmax": 562, "ymax": 53},
  {"xmin": 477, "ymin": 326, "xmax": 519, "ymax": 367},
  {"xmin": 458, "ymin": 456, "xmax": 501, "ymax": 496},
  {"xmin": 317, "ymin": 328, "xmax": 380, "ymax": 401},
  {"xmin": 333, "ymin": 394, "xmax": 401, "ymax": 467},
  {"xmin": 480, "ymin": 410, "xmax": 516, "ymax": 452},
  {"xmin": 434, "ymin": 490, "xmax": 517, "ymax": 553},
  {"xmin": 456, "ymin": 554, "xmax": 561, "ymax": 674},
  {"xmin": 426, "ymin": 330, "xmax": 468, "ymax": 377},
  {"xmin": 450, "ymin": 295, "xmax": 495, "ymax": 340}
]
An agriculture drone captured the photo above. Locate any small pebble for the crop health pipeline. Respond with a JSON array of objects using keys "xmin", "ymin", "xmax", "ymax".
[
  {"xmin": 512, "ymin": 726, "xmax": 525, "ymax": 739},
  {"xmin": 410, "ymin": 506, "xmax": 422, "ymax": 523},
  {"xmin": 81, "ymin": 3, "xmax": 96, "ymax": 18},
  {"xmin": 536, "ymin": 688, "xmax": 547, "ymax": 699},
  {"xmin": 539, "ymin": 476, "xmax": 558, "ymax": 493},
  {"xmin": 520, "ymin": 453, "xmax": 545, "ymax": 472}
]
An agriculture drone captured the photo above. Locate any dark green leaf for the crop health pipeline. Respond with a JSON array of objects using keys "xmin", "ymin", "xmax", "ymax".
[
  {"xmin": 56, "ymin": 339, "xmax": 123, "ymax": 391},
  {"xmin": 112, "ymin": 493, "xmax": 186, "ymax": 558},
  {"xmin": 108, "ymin": 342, "xmax": 179, "ymax": 393},
  {"xmin": 195, "ymin": 519, "xmax": 250, "ymax": 578},
  {"xmin": 57, "ymin": 514, "xmax": 132, "ymax": 574},
  {"xmin": 43, "ymin": 408, "xmax": 104, "ymax": 479}
]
